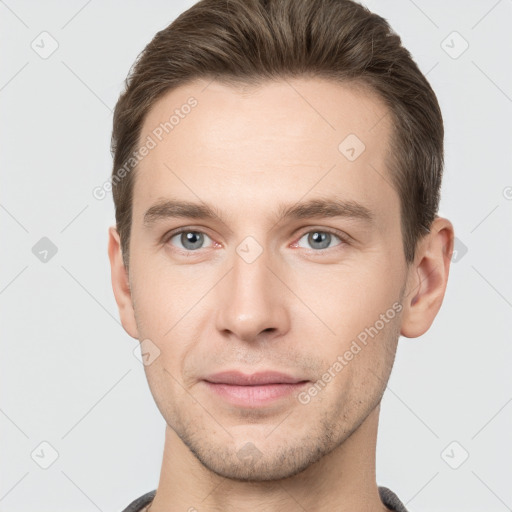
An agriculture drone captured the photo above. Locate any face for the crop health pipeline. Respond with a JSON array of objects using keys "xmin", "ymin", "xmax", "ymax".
[{"xmin": 122, "ymin": 78, "xmax": 411, "ymax": 481}]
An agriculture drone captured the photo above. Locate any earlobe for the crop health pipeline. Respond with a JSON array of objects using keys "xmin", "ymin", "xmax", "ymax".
[
  {"xmin": 107, "ymin": 226, "xmax": 139, "ymax": 339},
  {"xmin": 400, "ymin": 217, "xmax": 454, "ymax": 338}
]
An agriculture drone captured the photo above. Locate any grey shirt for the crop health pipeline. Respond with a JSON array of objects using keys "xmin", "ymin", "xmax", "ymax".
[{"xmin": 121, "ymin": 486, "xmax": 409, "ymax": 511}]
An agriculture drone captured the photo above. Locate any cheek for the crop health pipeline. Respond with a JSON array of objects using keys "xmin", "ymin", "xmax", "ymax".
[
  {"xmin": 130, "ymin": 255, "xmax": 201, "ymax": 338},
  {"xmin": 130, "ymin": 267, "xmax": 207, "ymax": 377},
  {"xmin": 294, "ymin": 260, "xmax": 403, "ymax": 400},
  {"xmin": 131, "ymin": 281, "xmax": 170, "ymax": 338},
  {"xmin": 296, "ymin": 258, "xmax": 402, "ymax": 341}
]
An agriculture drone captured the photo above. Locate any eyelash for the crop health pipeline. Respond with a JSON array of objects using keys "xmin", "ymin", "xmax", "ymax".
[
  {"xmin": 163, "ymin": 227, "xmax": 350, "ymax": 254},
  {"xmin": 292, "ymin": 229, "xmax": 350, "ymax": 253}
]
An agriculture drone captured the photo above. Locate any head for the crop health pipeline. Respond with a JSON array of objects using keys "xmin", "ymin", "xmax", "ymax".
[{"xmin": 109, "ymin": 0, "xmax": 454, "ymax": 482}]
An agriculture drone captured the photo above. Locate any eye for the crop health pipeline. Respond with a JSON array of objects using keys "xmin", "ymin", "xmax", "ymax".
[
  {"xmin": 294, "ymin": 230, "xmax": 345, "ymax": 251},
  {"xmin": 166, "ymin": 230, "xmax": 214, "ymax": 251},
  {"xmin": 164, "ymin": 228, "xmax": 347, "ymax": 254}
]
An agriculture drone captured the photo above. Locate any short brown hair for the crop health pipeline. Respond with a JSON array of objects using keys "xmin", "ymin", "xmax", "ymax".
[{"xmin": 111, "ymin": 0, "xmax": 443, "ymax": 269}]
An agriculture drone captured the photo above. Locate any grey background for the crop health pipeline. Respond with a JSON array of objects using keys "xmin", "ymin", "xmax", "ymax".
[{"xmin": 1, "ymin": 1, "xmax": 511, "ymax": 511}]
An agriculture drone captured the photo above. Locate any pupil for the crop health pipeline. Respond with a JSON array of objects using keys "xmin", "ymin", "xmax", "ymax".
[
  {"xmin": 310, "ymin": 231, "xmax": 330, "ymax": 249},
  {"xmin": 182, "ymin": 231, "xmax": 203, "ymax": 250}
]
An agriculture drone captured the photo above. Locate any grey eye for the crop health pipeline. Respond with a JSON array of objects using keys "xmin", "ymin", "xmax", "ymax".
[
  {"xmin": 169, "ymin": 231, "xmax": 212, "ymax": 251},
  {"xmin": 297, "ymin": 231, "xmax": 341, "ymax": 250}
]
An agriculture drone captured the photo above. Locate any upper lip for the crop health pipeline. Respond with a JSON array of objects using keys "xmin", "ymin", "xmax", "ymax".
[{"xmin": 203, "ymin": 371, "xmax": 308, "ymax": 386}]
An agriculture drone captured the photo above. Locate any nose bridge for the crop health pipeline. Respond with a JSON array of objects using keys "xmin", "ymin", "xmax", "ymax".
[{"xmin": 215, "ymin": 236, "xmax": 289, "ymax": 341}]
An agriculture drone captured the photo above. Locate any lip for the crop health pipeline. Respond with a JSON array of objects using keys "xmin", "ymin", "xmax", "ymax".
[
  {"xmin": 203, "ymin": 370, "xmax": 307, "ymax": 386},
  {"xmin": 202, "ymin": 371, "xmax": 309, "ymax": 408}
]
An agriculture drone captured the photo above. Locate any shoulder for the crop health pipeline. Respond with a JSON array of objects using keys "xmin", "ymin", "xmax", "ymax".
[
  {"xmin": 119, "ymin": 490, "xmax": 156, "ymax": 512},
  {"xmin": 378, "ymin": 486, "xmax": 410, "ymax": 512}
]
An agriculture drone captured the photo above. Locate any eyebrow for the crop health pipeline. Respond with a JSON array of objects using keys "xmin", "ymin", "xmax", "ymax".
[{"xmin": 143, "ymin": 197, "xmax": 374, "ymax": 228}]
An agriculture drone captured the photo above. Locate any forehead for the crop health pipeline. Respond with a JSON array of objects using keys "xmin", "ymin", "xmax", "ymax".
[{"xmin": 132, "ymin": 77, "xmax": 397, "ymax": 227}]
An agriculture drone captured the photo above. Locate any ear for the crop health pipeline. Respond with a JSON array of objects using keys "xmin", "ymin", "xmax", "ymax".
[
  {"xmin": 400, "ymin": 217, "xmax": 455, "ymax": 338},
  {"xmin": 108, "ymin": 226, "xmax": 139, "ymax": 339}
]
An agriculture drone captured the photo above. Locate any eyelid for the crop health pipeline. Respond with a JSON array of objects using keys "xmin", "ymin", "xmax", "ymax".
[
  {"xmin": 291, "ymin": 227, "xmax": 351, "ymax": 250},
  {"xmin": 162, "ymin": 227, "xmax": 217, "ymax": 251}
]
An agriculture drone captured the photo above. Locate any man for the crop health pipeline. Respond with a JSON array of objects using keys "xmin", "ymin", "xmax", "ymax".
[{"xmin": 108, "ymin": 0, "xmax": 454, "ymax": 510}]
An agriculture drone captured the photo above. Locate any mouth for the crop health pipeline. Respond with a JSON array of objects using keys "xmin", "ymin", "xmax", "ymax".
[{"xmin": 202, "ymin": 370, "xmax": 310, "ymax": 407}]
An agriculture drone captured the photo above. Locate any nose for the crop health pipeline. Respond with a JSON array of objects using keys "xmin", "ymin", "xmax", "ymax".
[{"xmin": 214, "ymin": 243, "xmax": 291, "ymax": 344}]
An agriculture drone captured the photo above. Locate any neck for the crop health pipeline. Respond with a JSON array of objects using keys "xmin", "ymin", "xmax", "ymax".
[{"xmin": 148, "ymin": 404, "xmax": 389, "ymax": 512}]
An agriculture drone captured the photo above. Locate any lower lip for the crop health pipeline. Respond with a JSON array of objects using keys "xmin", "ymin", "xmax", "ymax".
[{"xmin": 203, "ymin": 381, "xmax": 309, "ymax": 407}]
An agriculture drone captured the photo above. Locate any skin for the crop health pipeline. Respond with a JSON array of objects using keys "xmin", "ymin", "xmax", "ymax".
[{"xmin": 108, "ymin": 78, "xmax": 454, "ymax": 512}]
